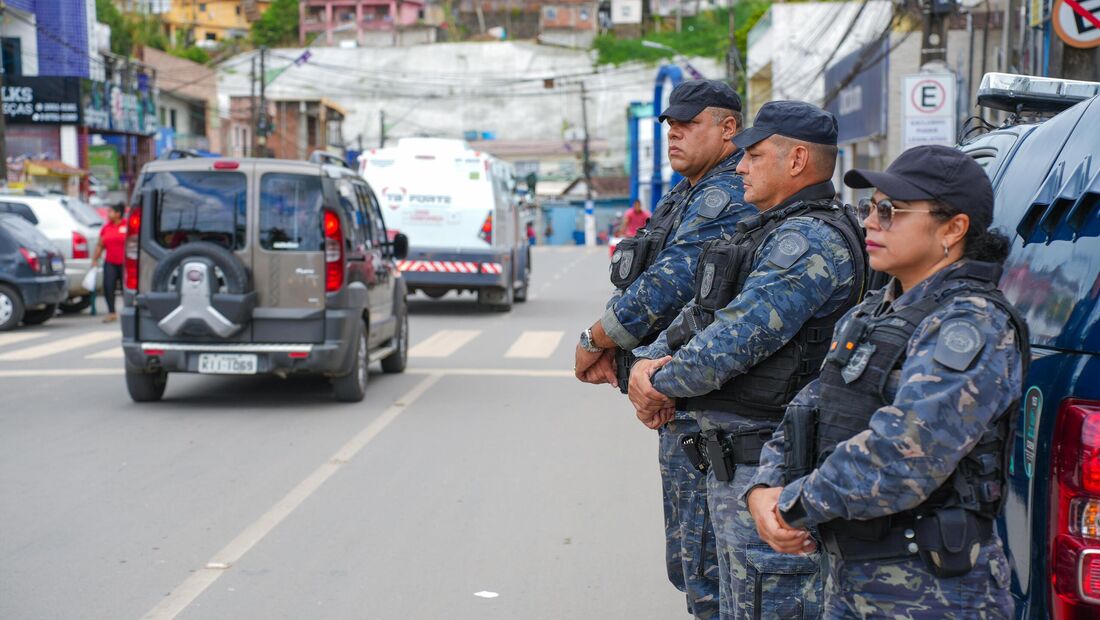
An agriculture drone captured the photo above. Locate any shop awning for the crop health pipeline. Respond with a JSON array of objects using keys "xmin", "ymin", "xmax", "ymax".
[{"xmin": 24, "ymin": 160, "xmax": 87, "ymax": 178}]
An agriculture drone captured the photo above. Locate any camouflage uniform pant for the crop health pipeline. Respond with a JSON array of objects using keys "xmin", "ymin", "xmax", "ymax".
[
  {"xmin": 659, "ymin": 418, "xmax": 721, "ymax": 619},
  {"xmin": 822, "ymin": 538, "xmax": 1014, "ymax": 619},
  {"xmin": 708, "ymin": 462, "xmax": 823, "ymax": 619}
]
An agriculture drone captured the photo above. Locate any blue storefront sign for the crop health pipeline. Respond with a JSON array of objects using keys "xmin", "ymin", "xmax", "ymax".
[{"xmin": 825, "ymin": 40, "xmax": 888, "ymax": 144}]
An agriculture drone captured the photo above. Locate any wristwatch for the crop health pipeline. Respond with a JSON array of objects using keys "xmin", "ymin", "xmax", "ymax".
[{"xmin": 579, "ymin": 327, "xmax": 604, "ymax": 353}]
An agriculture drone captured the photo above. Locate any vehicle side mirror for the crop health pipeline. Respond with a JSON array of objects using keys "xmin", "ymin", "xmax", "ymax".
[{"xmin": 392, "ymin": 233, "xmax": 409, "ymax": 260}]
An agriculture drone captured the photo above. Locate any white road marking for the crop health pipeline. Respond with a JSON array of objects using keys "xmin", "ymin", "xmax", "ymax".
[
  {"xmin": 0, "ymin": 368, "xmax": 121, "ymax": 377},
  {"xmin": 85, "ymin": 346, "xmax": 124, "ymax": 359},
  {"xmin": 505, "ymin": 331, "xmax": 564, "ymax": 359},
  {"xmin": 0, "ymin": 331, "xmax": 49, "ymax": 349},
  {"xmin": 407, "ymin": 329, "xmax": 480, "ymax": 358},
  {"xmin": 141, "ymin": 372, "xmax": 444, "ymax": 620},
  {"xmin": 0, "ymin": 331, "xmax": 119, "ymax": 362}
]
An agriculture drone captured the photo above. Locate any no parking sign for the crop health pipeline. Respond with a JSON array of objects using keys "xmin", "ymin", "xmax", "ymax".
[
  {"xmin": 1053, "ymin": 0, "xmax": 1100, "ymax": 48},
  {"xmin": 902, "ymin": 73, "xmax": 957, "ymax": 150}
]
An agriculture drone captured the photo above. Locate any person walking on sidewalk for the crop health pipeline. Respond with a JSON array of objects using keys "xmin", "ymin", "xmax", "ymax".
[{"xmin": 92, "ymin": 202, "xmax": 127, "ymax": 323}]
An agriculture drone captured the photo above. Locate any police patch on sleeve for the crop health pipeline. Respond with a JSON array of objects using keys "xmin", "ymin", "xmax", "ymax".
[
  {"xmin": 697, "ymin": 188, "xmax": 730, "ymax": 219},
  {"xmin": 933, "ymin": 319, "xmax": 986, "ymax": 371},
  {"xmin": 767, "ymin": 231, "xmax": 810, "ymax": 269}
]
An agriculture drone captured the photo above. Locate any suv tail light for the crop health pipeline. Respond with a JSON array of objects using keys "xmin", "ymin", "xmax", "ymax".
[
  {"xmin": 1051, "ymin": 399, "xmax": 1100, "ymax": 618},
  {"xmin": 124, "ymin": 207, "xmax": 141, "ymax": 290},
  {"xmin": 323, "ymin": 209, "xmax": 344, "ymax": 292},
  {"xmin": 72, "ymin": 231, "xmax": 89, "ymax": 259},
  {"xmin": 479, "ymin": 212, "xmax": 492, "ymax": 244},
  {"xmin": 19, "ymin": 247, "xmax": 41, "ymax": 273}
]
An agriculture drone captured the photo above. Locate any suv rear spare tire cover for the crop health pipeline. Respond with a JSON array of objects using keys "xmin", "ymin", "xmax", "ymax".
[{"xmin": 144, "ymin": 242, "xmax": 257, "ymax": 337}]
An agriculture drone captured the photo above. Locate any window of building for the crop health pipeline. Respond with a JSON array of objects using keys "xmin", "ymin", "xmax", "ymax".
[
  {"xmin": 1, "ymin": 38, "xmax": 21, "ymax": 76},
  {"xmin": 544, "ymin": 7, "xmax": 557, "ymax": 19},
  {"xmin": 235, "ymin": 6, "xmax": 241, "ymax": 14},
  {"xmin": 199, "ymin": 2, "xmax": 206, "ymax": 10},
  {"xmin": 169, "ymin": 109, "xmax": 178, "ymax": 130},
  {"xmin": 205, "ymin": 32, "xmax": 217, "ymax": 41}
]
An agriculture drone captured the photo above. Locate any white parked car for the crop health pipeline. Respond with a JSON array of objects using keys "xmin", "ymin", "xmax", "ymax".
[{"xmin": 0, "ymin": 192, "xmax": 104, "ymax": 313}]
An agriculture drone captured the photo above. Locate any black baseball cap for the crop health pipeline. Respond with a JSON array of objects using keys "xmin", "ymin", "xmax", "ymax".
[
  {"xmin": 843, "ymin": 145, "xmax": 994, "ymax": 229},
  {"xmin": 658, "ymin": 80, "xmax": 742, "ymax": 123},
  {"xmin": 732, "ymin": 100, "xmax": 838, "ymax": 148}
]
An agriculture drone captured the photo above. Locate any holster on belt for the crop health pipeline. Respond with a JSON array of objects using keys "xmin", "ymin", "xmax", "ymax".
[
  {"xmin": 818, "ymin": 508, "xmax": 992, "ymax": 577},
  {"xmin": 699, "ymin": 427, "xmax": 774, "ymax": 482},
  {"xmin": 782, "ymin": 405, "xmax": 818, "ymax": 484}
]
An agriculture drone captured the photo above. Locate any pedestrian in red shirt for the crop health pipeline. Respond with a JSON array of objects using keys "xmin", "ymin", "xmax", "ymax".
[
  {"xmin": 92, "ymin": 203, "xmax": 127, "ymax": 322},
  {"xmin": 617, "ymin": 198, "xmax": 651, "ymax": 238}
]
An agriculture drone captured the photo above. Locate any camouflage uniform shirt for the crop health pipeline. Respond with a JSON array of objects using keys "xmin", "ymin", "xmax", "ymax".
[
  {"xmin": 750, "ymin": 260, "xmax": 1025, "ymax": 527},
  {"xmin": 634, "ymin": 182, "xmax": 856, "ymax": 419}
]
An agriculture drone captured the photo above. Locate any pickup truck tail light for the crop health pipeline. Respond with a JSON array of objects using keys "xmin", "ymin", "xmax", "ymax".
[
  {"xmin": 323, "ymin": 209, "xmax": 344, "ymax": 292},
  {"xmin": 124, "ymin": 207, "xmax": 141, "ymax": 291},
  {"xmin": 1051, "ymin": 400, "xmax": 1100, "ymax": 617}
]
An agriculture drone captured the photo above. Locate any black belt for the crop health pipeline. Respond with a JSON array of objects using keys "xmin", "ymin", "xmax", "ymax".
[{"xmin": 818, "ymin": 513, "xmax": 994, "ymax": 563}]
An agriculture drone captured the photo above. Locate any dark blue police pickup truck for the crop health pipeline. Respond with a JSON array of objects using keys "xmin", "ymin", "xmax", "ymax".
[{"xmin": 959, "ymin": 73, "xmax": 1100, "ymax": 619}]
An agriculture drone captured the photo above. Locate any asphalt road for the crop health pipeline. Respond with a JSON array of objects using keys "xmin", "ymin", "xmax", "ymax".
[{"xmin": 0, "ymin": 246, "xmax": 686, "ymax": 620}]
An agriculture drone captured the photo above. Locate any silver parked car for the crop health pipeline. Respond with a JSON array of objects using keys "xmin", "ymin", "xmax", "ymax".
[{"xmin": 0, "ymin": 192, "xmax": 104, "ymax": 313}]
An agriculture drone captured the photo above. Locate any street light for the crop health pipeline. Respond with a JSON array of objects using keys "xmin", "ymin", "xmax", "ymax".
[{"xmin": 640, "ymin": 40, "xmax": 704, "ymax": 79}]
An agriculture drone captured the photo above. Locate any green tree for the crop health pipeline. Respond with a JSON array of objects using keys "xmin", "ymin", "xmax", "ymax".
[
  {"xmin": 252, "ymin": 0, "xmax": 301, "ymax": 48},
  {"xmin": 96, "ymin": 0, "xmax": 132, "ymax": 56}
]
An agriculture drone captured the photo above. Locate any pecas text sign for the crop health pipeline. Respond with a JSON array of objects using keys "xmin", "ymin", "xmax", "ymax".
[
  {"xmin": 902, "ymin": 73, "xmax": 956, "ymax": 150},
  {"xmin": 2, "ymin": 76, "xmax": 82, "ymax": 125}
]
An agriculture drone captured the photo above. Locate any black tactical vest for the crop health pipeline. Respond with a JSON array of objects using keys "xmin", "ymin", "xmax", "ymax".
[
  {"xmin": 668, "ymin": 198, "xmax": 868, "ymax": 420},
  {"xmin": 609, "ymin": 156, "xmax": 741, "ymax": 290},
  {"xmin": 814, "ymin": 262, "xmax": 1030, "ymax": 539}
]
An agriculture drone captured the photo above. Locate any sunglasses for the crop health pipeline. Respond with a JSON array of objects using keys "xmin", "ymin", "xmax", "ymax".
[{"xmin": 856, "ymin": 198, "xmax": 935, "ymax": 231}]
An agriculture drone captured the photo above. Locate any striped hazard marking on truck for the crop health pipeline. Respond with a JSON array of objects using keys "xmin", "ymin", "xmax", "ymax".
[{"xmin": 397, "ymin": 260, "xmax": 503, "ymax": 274}]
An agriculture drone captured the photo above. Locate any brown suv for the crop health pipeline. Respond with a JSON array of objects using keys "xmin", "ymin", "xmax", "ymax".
[{"xmin": 120, "ymin": 152, "xmax": 409, "ymax": 402}]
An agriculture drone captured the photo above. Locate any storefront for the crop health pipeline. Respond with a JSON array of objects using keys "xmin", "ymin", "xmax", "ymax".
[
  {"xmin": 2, "ymin": 75, "xmax": 84, "ymax": 191},
  {"xmin": 82, "ymin": 72, "xmax": 158, "ymax": 195},
  {"xmin": 2, "ymin": 72, "xmax": 158, "ymax": 196}
]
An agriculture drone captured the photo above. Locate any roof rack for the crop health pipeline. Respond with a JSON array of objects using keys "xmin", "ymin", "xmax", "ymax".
[
  {"xmin": 308, "ymin": 150, "xmax": 352, "ymax": 170},
  {"xmin": 977, "ymin": 72, "xmax": 1100, "ymax": 114},
  {"xmin": 158, "ymin": 148, "xmax": 204, "ymax": 160}
]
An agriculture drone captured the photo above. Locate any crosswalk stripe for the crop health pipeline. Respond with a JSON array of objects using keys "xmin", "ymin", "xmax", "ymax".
[
  {"xmin": 505, "ymin": 330, "xmax": 564, "ymax": 359},
  {"xmin": 0, "ymin": 331, "xmax": 49, "ymax": 349},
  {"xmin": 86, "ymin": 346, "xmax": 124, "ymax": 359},
  {"xmin": 408, "ymin": 329, "xmax": 481, "ymax": 358},
  {"xmin": 0, "ymin": 331, "xmax": 119, "ymax": 362}
]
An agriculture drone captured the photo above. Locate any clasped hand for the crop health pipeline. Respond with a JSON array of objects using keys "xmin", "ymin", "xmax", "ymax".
[
  {"xmin": 628, "ymin": 356, "xmax": 676, "ymax": 429},
  {"xmin": 747, "ymin": 486, "xmax": 817, "ymax": 554}
]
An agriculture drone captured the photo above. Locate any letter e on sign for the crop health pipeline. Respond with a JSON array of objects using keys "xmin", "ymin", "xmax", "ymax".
[{"xmin": 912, "ymin": 80, "xmax": 947, "ymax": 114}]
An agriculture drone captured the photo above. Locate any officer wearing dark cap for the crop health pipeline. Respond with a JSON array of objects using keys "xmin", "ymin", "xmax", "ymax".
[
  {"xmin": 630, "ymin": 100, "xmax": 868, "ymax": 619},
  {"xmin": 746, "ymin": 144, "xmax": 1027, "ymax": 617},
  {"xmin": 573, "ymin": 79, "xmax": 754, "ymax": 619}
]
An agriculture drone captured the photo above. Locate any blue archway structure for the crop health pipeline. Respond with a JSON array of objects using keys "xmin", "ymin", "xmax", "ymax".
[{"xmin": 650, "ymin": 64, "xmax": 684, "ymax": 210}]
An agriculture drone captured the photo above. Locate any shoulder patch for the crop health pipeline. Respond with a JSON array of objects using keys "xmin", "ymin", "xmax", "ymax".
[
  {"xmin": 696, "ymin": 187, "xmax": 730, "ymax": 219},
  {"xmin": 767, "ymin": 231, "xmax": 810, "ymax": 269},
  {"xmin": 933, "ymin": 318, "xmax": 986, "ymax": 371}
]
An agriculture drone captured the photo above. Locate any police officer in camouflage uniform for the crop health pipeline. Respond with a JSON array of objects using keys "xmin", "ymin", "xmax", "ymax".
[
  {"xmin": 573, "ymin": 80, "xmax": 754, "ymax": 619},
  {"xmin": 746, "ymin": 145, "xmax": 1028, "ymax": 619},
  {"xmin": 629, "ymin": 101, "xmax": 868, "ymax": 619}
]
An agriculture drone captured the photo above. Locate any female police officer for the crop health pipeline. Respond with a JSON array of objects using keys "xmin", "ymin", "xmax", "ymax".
[{"xmin": 744, "ymin": 144, "xmax": 1028, "ymax": 618}]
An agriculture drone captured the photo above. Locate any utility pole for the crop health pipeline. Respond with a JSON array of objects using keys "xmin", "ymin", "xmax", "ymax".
[
  {"xmin": 580, "ymin": 81, "xmax": 595, "ymax": 247},
  {"xmin": 0, "ymin": 2, "xmax": 8, "ymax": 183},
  {"xmin": 257, "ymin": 46, "xmax": 268, "ymax": 155},
  {"xmin": 249, "ymin": 54, "xmax": 257, "ymax": 156},
  {"xmin": 726, "ymin": 4, "xmax": 736, "ymax": 89},
  {"xmin": 379, "ymin": 110, "xmax": 386, "ymax": 147},
  {"xmin": 920, "ymin": 0, "xmax": 952, "ymax": 67}
]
